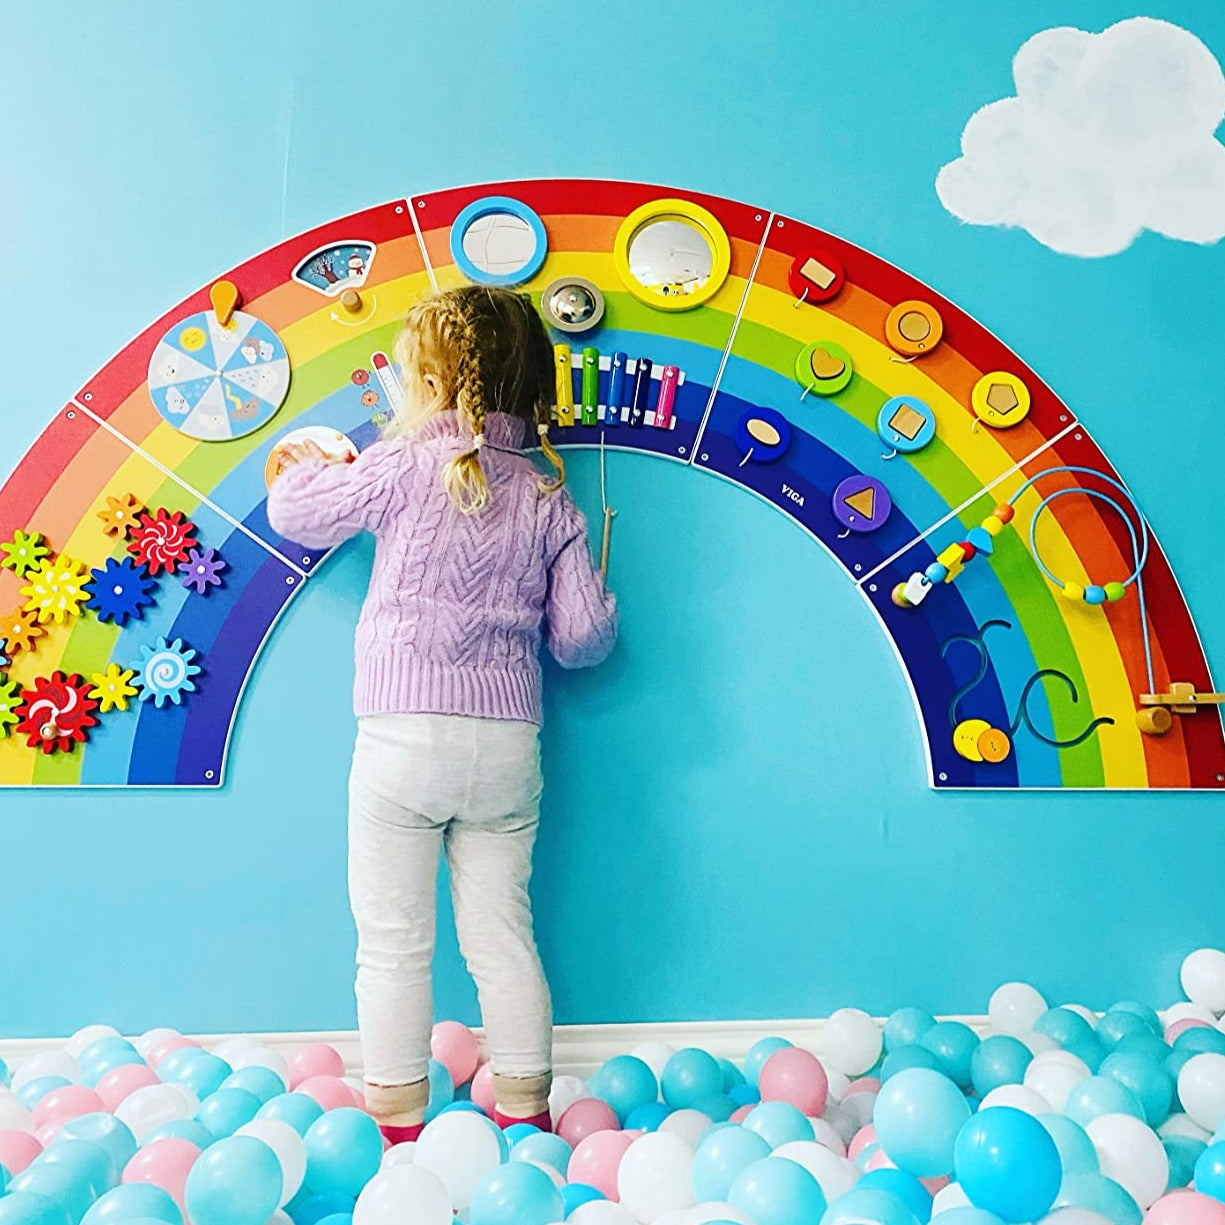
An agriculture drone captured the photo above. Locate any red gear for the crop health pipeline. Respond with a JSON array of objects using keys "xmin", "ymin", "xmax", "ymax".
[
  {"xmin": 16, "ymin": 671, "xmax": 99, "ymax": 754},
  {"xmin": 127, "ymin": 508, "xmax": 199, "ymax": 576}
]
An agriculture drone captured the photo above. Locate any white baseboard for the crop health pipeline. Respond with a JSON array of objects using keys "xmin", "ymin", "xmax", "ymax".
[{"xmin": 0, "ymin": 1016, "xmax": 990, "ymax": 1080}]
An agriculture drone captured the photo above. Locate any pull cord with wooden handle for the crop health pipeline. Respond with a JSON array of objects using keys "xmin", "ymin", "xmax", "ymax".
[{"xmin": 599, "ymin": 431, "xmax": 614, "ymax": 580}]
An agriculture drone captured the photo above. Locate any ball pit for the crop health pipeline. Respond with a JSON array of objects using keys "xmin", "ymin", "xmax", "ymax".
[{"xmin": 8, "ymin": 953, "xmax": 1225, "ymax": 1223}]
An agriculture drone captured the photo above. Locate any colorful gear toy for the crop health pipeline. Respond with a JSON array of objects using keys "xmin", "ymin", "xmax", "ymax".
[
  {"xmin": 20, "ymin": 556, "xmax": 90, "ymax": 625},
  {"xmin": 0, "ymin": 643, "xmax": 9, "ymax": 671},
  {"xmin": 85, "ymin": 557, "xmax": 157, "ymax": 625},
  {"xmin": 0, "ymin": 607, "xmax": 44, "ymax": 655},
  {"xmin": 0, "ymin": 677, "xmax": 20, "ymax": 738},
  {"xmin": 180, "ymin": 547, "xmax": 227, "ymax": 595},
  {"xmin": 132, "ymin": 637, "xmax": 201, "ymax": 708},
  {"xmin": 97, "ymin": 493, "xmax": 146, "ymax": 539},
  {"xmin": 88, "ymin": 663, "xmax": 140, "ymax": 714},
  {"xmin": 0, "ymin": 529, "xmax": 51, "ymax": 577},
  {"xmin": 15, "ymin": 671, "xmax": 99, "ymax": 754},
  {"xmin": 127, "ymin": 508, "xmax": 199, "ymax": 576}
]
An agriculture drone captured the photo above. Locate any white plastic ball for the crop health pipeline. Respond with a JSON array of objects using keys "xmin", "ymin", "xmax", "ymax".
[
  {"xmin": 989, "ymin": 983, "xmax": 1048, "ymax": 1035},
  {"xmin": 1039, "ymin": 1210, "xmax": 1116, "ymax": 1225},
  {"xmin": 774, "ymin": 1140, "xmax": 859, "ymax": 1201},
  {"xmin": 380, "ymin": 1142, "xmax": 416, "ymax": 1169},
  {"xmin": 230, "ymin": 1045, "xmax": 290, "ymax": 1086},
  {"xmin": 659, "ymin": 1109, "xmax": 713, "ymax": 1148},
  {"xmin": 933, "ymin": 1182, "xmax": 972, "ymax": 1213},
  {"xmin": 806, "ymin": 1117, "xmax": 847, "ymax": 1155},
  {"xmin": 527, "ymin": 1161, "xmax": 565, "ymax": 1189},
  {"xmin": 210, "ymin": 1035, "xmax": 264, "ymax": 1064},
  {"xmin": 823, "ymin": 1009, "xmax": 883, "ymax": 1076},
  {"xmin": 548, "ymin": 1074, "xmax": 588, "ymax": 1124},
  {"xmin": 413, "ymin": 1111, "xmax": 504, "ymax": 1211},
  {"xmin": 236, "ymin": 1118, "xmax": 306, "ymax": 1206},
  {"xmin": 617, "ymin": 1131, "xmax": 696, "ymax": 1221},
  {"xmin": 0, "ymin": 1091, "xmax": 33, "ymax": 1132},
  {"xmin": 823, "ymin": 1066, "xmax": 851, "ymax": 1103},
  {"xmin": 568, "ymin": 1201, "xmax": 641, "ymax": 1224},
  {"xmin": 1158, "ymin": 1113, "xmax": 1212, "ymax": 1142},
  {"xmin": 1026, "ymin": 1051, "xmax": 1092, "ymax": 1112},
  {"xmin": 630, "ymin": 1042, "xmax": 676, "ymax": 1080},
  {"xmin": 1062, "ymin": 1004, "xmax": 1098, "ymax": 1026},
  {"xmin": 65, "ymin": 1025, "xmax": 121, "ymax": 1058},
  {"xmin": 354, "ymin": 1164, "xmax": 452, "ymax": 1225},
  {"xmin": 115, "ymin": 1082, "xmax": 198, "ymax": 1143},
  {"xmin": 1164, "ymin": 1003, "xmax": 1217, "ymax": 1026},
  {"xmin": 134, "ymin": 1028, "xmax": 180, "ymax": 1059},
  {"xmin": 840, "ymin": 1090, "xmax": 877, "ymax": 1130},
  {"xmin": 979, "ymin": 1085, "xmax": 1050, "ymax": 1115},
  {"xmin": 1182, "ymin": 950, "xmax": 1225, "ymax": 1013},
  {"xmin": 1086, "ymin": 1112, "xmax": 1169, "ymax": 1208},
  {"xmin": 682, "ymin": 1206, "xmax": 754, "ymax": 1224},
  {"xmin": 1178, "ymin": 1053, "xmax": 1225, "ymax": 1131},
  {"xmin": 822, "ymin": 1099, "xmax": 858, "ymax": 1145},
  {"xmin": 12, "ymin": 1051, "xmax": 80, "ymax": 1092}
]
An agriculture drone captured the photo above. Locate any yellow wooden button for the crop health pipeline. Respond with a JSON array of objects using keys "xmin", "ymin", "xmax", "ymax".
[{"xmin": 971, "ymin": 372, "xmax": 1031, "ymax": 429}]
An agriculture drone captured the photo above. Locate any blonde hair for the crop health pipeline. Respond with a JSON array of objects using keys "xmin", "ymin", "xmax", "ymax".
[{"xmin": 388, "ymin": 286, "xmax": 564, "ymax": 514}]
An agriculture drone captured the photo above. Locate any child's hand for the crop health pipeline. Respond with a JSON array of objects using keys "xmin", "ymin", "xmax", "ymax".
[{"xmin": 279, "ymin": 439, "xmax": 333, "ymax": 466}]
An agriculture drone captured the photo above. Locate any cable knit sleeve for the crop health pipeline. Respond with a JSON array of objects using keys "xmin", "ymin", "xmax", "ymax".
[
  {"xmin": 542, "ymin": 488, "xmax": 618, "ymax": 669},
  {"xmin": 266, "ymin": 439, "xmax": 408, "ymax": 548}
]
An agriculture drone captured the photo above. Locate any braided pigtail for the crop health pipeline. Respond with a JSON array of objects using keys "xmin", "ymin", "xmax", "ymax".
[{"xmin": 441, "ymin": 305, "xmax": 492, "ymax": 515}]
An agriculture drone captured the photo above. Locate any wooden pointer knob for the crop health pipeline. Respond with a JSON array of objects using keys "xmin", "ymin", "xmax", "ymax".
[{"xmin": 340, "ymin": 289, "xmax": 362, "ymax": 314}]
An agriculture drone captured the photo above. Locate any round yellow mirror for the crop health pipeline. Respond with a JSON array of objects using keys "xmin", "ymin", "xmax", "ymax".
[{"xmin": 613, "ymin": 199, "xmax": 731, "ymax": 311}]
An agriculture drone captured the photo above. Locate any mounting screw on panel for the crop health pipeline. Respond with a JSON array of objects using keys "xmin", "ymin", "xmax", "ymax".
[{"xmin": 205, "ymin": 770, "xmax": 215, "ymax": 780}]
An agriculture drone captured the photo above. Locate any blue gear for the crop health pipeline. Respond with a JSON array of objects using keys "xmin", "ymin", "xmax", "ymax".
[
  {"xmin": 86, "ymin": 556, "xmax": 157, "ymax": 626},
  {"xmin": 132, "ymin": 636, "xmax": 201, "ymax": 709}
]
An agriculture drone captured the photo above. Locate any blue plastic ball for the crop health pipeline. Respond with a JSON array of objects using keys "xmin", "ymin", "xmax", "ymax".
[
  {"xmin": 145, "ymin": 1120, "xmax": 216, "ymax": 1150},
  {"xmin": 934, "ymin": 1211, "xmax": 1006, "ymax": 1225},
  {"xmin": 882, "ymin": 1045, "xmax": 944, "ymax": 1081},
  {"xmin": 439, "ymin": 1101, "xmax": 485, "ymax": 1116},
  {"xmin": 284, "ymin": 1192, "xmax": 354, "ymax": 1225},
  {"xmin": 742, "ymin": 1101, "xmax": 814, "ymax": 1148},
  {"xmin": 692, "ymin": 1093, "xmax": 736, "ymax": 1122},
  {"xmin": 1065, "ymin": 1076, "xmax": 1146, "ymax": 1127},
  {"xmin": 1167, "ymin": 1136, "xmax": 1206, "ymax": 1191},
  {"xmin": 560, "ymin": 1183, "xmax": 604, "ymax": 1215},
  {"xmin": 218, "ymin": 1067, "xmax": 285, "ymax": 1106},
  {"xmin": 623, "ymin": 1102, "xmax": 671, "ymax": 1132},
  {"xmin": 1113, "ymin": 1033, "xmax": 1171, "ymax": 1064},
  {"xmin": 587, "ymin": 1055, "xmax": 658, "ymax": 1122},
  {"xmin": 1175, "ymin": 1029, "xmax": 1225, "ymax": 1057},
  {"xmin": 509, "ymin": 1131, "xmax": 571, "ymax": 1176},
  {"xmin": 821, "ymin": 1187, "xmax": 919, "ymax": 1225},
  {"xmin": 33, "ymin": 1139, "xmax": 117, "ymax": 1199},
  {"xmin": 164, "ymin": 1052, "xmax": 231, "ymax": 1101},
  {"xmin": 693, "ymin": 1125, "xmax": 771, "ymax": 1201},
  {"xmin": 197, "ymin": 1088, "xmax": 262, "ymax": 1140},
  {"xmin": 0, "ymin": 1056, "xmax": 9, "ymax": 1088},
  {"xmin": 78, "ymin": 1051, "xmax": 144, "ymax": 1090},
  {"xmin": 1036, "ymin": 1113, "xmax": 1099, "ymax": 1176},
  {"xmin": 729, "ymin": 1155, "xmax": 828, "ymax": 1225},
  {"xmin": 184, "ymin": 1136, "xmax": 281, "ymax": 1225},
  {"xmin": 920, "ymin": 1022, "xmax": 980, "ymax": 1090},
  {"xmin": 1035, "ymin": 1008, "xmax": 1097, "ymax": 1049},
  {"xmin": 313, "ymin": 1216, "xmax": 351, "ymax": 1225},
  {"xmin": 1111, "ymin": 1002, "xmax": 1163, "ymax": 1035},
  {"xmin": 16, "ymin": 1078, "xmax": 72, "ymax": 1110},
  {"xmin": 744, "ymin": 1038, "xmax": 792, "ymax": 1087},
  {"xmin": 0, "ymin": 1193, "xmax": 73, "ymax": 1225},
  {"xmin": 500, "ymin": 1123, "xmax": 540, "ymax": 1144},
  {"xmin": 303, "ymin": 1109, "xmax": 381, "ymax": 1199},
  {"xmin": 954, "ymin": 1107, "xmax": 1062, "ymax": 1224},
  {"xmin": 1098, "ymin": 1012, "xmax": 1151, "ymax": 1049},
  {"xmin": 874, "ymin": 1068, "xmax": 971, "ymax": 1177},
  {"xmin": 885, "ymin": 1009, "xmax": 938, "ymax": 1052},
  {"xmin": 468, "ymin": 1162, "xmax": 563, "ymax": 1225},
  {"xmin": 424, "ymin": 1059, "xmax": 453, "ymax": 1123},
  {"xmin": 728, "ymin": 1084, "xmax": 760, "ymax": 1107},
  {"xmin": 661, "ymin": 1048, "xmax": 723, "ymax": 1109},
  {"xmin": 1195, "ymin": 1142, "xmax": 1225, "ymax": 1202},
  {"xmin": 1100, "ymin": 1052, "xmax": 1174, "ymax": 1126},
  {"xmin": 54, "ymin": 1117, "xmax": 136, "ymax": 1180},
  {"xmin": 1053, "ymin": 1174, "xmax": 1142, "ymax": 1225},
  {"xmin": 80, "ymin": 1186, "xmax": 182, "ymax": 1225},
  {"xmin": 256, "ymin": 1093, "xmax": 324, "ymax": 1138},
  {"xmin": 719, "ymin": 1059, "xmax": 746, "ymax": 1092},
  {"xmin": 970, "ymin": 1037, "xmax": 1032, "ymax": 1097},
  {"xmin": 9, "ymin": 1164, "xmax": 95, "ymax": 1225},
  {"xmin": 1167, "ymin": 1047, "xmax": 1196, "ymax": 1085},
  {"xmin": 858, "ymin": 1169, "xmax": 934, "ymax": 1223}
]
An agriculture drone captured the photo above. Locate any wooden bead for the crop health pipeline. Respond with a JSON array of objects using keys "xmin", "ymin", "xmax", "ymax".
[
  {"xmin": 1136, "ymin": 707, "xmax": 1173, "ymax": 735},
  {"xmin": 1104, "ymin": 581, "xmax": 1126, "ymax": 603},
  {"xmin": 891, "ymin": 582, "xmax": 911, "ymax": 608},
  {"xmin": 993, "ymin": 504, "xmax": 1015, "ymax": 524},
  {"xmin": 1062, "ymin": 582, "xmax": 1085, "ymax": 601},
  {"xmin": 925, "ymin": 562, "xmax": 948, "ymax": 584},
  {"xmin": 958, "ymin": 541, "xmax": 976, "ymax": 563},
  {"xmin": 981, "ymin": 515, "xmax": 1004, "ymax": 537},
  {"xmin": 1085, "ymin": 585, "xmax": 1107, "ymax": 605}
]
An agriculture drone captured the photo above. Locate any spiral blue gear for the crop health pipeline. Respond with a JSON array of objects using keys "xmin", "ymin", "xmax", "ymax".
[
  {"xmin": 131, "ymin": 636, "xmax": 201, "ymax": 709},
  {"xmin": 86, "ymin": 557, "xmax": 157, "ymax": 626}
]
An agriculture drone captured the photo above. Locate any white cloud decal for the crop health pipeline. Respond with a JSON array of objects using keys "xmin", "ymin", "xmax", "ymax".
[{"xmin": 936, "ymin": 17, "xmax": 1225, "ymax": 256}]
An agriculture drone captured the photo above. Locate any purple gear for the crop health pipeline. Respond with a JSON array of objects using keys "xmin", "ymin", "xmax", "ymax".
[
  {"xmin": 181, "ymin": 546, "xmax": 227, "ymax": 595},
  {"xmin": 85, "ymin": 557, "xmax": 157, "ymax": 626}
]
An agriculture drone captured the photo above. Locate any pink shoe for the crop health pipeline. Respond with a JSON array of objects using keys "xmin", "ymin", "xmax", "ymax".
[
  {"xmin": 379, "ymin": 1122, "xmax": 424, "ymax": 1144},
  {"xmin": 493, "ymin": 1109, "xmax": 552, "ymax": 1133}
]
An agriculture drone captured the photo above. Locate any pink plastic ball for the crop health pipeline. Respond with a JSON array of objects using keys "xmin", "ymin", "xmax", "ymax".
[
  {"xmin": 556, "ymin": 1099, "xmax": 619, "ymax": 1147},
  {"xmin": 568, "ymin": 1129, "xmax": 635, "ymax": 1200},
  {"xmin": 867, "ymin": 1148, "xmax": 898, "ymax": 1171},
  {"xmin": 849, "ymin": 1124, "xmax": 878, "ymax": 1161},
  {"xmin": 1166, "ymin": 1019, "xmax": 1212, "ymax": 1043},
  {"xmin": 622, "ymin": 1129, "xmax": 645, "ymax": 1140},
  {"xmin": 122, "ymin": 1138, "xmax": 201, "ymax": 1213},
  {"xmin": 431, "ymin": 1022, "xmax": 480, "ymax": 1088},
  {"xmin": 0, "ymin": 1131, "xmax": 42, "ymax": 1174},
  {"xmin": 730, "ymin": 1105, "xmax": 754, "ymax": 1124},
  {"xmin": 32, "ymin": 1085, "xmax": 103, "ymax": 1131},
  {"xmin": 35, "ymin": 1123, "xmax": 61, "ymax": 1148},
  {"xmin": 922, "ymin": 1176, "xmax": 951, "ymax": 1195},
  {"xmin": 286, "ymin": 1043, "xmax": 345, "ymax": 1090},
  {"xmin": 758, "ymin": 1047, "xmax": 830, "ymax": 1117},
  {"xmin": 297, "ymin": 1076, "xmax": 357, "ymax": 1112},
  {"xmin": 1145, "ymin": 1191, "xmax": 1225, "ymax": 1225},
  {"xmin": 471, "ymin": 1063, "xmax": 496, "ymax": 1116},
  {"xmin": 146, "ymin": 1036, "xmax": 199, "ymax": 1068},
  {"xmin": 97, "ymin": 1064, "xmax": 160, "ymax": 1111},
  {"xmin": 846, "ymin": 1077, "xmax": 882, "ymax": 1095}
]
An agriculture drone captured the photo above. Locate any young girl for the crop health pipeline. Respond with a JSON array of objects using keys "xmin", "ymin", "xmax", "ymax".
[{"xmin": 267, "ymin": 285, "xmax": 618, "ymax": 1141}]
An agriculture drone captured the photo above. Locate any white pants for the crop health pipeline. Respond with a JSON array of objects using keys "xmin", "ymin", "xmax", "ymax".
[{"xmin": 348, "ymin": 713, "xmax": 553, "ymax": 1093}]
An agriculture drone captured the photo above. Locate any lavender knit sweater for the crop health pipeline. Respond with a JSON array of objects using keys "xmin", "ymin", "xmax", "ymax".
[{"xmin": 266, "ymin": 410, "xmax": 617, "ymax": 725}]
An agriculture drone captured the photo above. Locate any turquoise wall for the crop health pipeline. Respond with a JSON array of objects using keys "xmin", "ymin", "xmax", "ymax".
[{"xmin": 3, "ymin": 0, "xmax": 1224, "ymax": 1037}]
